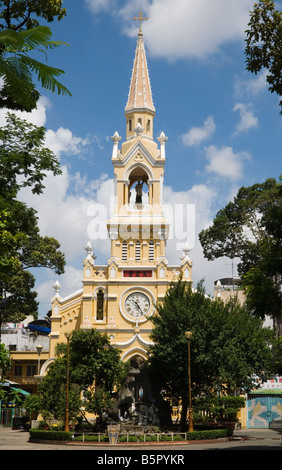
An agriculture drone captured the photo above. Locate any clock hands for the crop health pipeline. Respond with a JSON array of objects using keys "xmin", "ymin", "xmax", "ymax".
[{"xmin": 131, "ymin": 299, "xmax": 143, "ymax": 316}]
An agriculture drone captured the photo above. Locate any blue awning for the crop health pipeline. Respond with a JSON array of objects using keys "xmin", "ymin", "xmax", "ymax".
[
  {"xmin": 10, "ymin": 387, "xmax": 30, "ymax": 396},
  {"xmin": 28, "ymin": 324, "xmax": 51, "ymax": 334}
]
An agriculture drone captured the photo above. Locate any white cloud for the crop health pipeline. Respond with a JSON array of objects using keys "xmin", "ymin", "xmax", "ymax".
[
  {"xmin": 35, "ymin": 266, "xmax": 83, "ymax": 310},
  {"xmin": 234, "ymin": 70, "xmax": 268, "ymax": 99},
  {"xmin": 0, "ymin": 96, "xmax": 50, "ymax": 127},
  {"xmin": 162, "ymin": 182, "xmax": 234, "ymax": 294},
  {"xmin": 84, "ymin": 0, "xmax": 116, "ymax": 13},
  {"xmin": 204, "ymin": 144, "xmax": 251, "ymax": 180},
  {"xmin": 45, "ymin": 127, "xmax": 90, "ymax": 158},
  {"xmin": 115, "ymin": 0, "xmax": 253, "ymax": 60},
  {"xmin": 19, "ymin": 166, "xmax": 113, "ymax": 263},
  {"xmin": 232, "ymin": 103, "xmax": 259, "ymax": 135},
  {"xmin": 182, "ymin": 116, "xmax": 216, "ymax": 146}
]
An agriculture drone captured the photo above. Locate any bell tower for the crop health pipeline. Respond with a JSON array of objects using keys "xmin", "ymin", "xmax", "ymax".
[
  {"xmin": 107, "ymin": 16, "xmax": 169, "ymax": 267},
  {"xmin": 49, "ymin": 15, "xmax": 192, "ymax": 365}
]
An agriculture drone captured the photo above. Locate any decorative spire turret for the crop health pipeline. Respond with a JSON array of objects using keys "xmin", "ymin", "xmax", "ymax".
[{"xmin": 125, "ymin": 11, "xmax": 155, "ymax": 140}]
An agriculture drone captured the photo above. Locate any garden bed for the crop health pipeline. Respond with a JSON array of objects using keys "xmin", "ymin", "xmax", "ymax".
[{"xmin": 29, "ymin": 427, "xmax": 233, "ymax": 444}]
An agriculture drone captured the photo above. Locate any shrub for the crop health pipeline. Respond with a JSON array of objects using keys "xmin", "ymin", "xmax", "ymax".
[
  {"xmin": 186, "ymin": 428, "xmax": 232, "ymax": 440},
  {"xmin": 194, "ymin": 396, "xmax": 245, "ymax": 423},
  {"xmin": 119, "ymin": 435, "xmax": 138, "ymax": 442},
  {"xmin": 145, "ymin": 434, "xmax": 158, "ymax": 442},
  {"xmin": 29, "ymin": 429, "xmax": 72, "ymax": 441}
]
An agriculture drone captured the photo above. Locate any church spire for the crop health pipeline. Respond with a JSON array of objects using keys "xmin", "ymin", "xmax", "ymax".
[{"xmin": 125, "ymin": 11, "xmax": 155, "ymax": 139}]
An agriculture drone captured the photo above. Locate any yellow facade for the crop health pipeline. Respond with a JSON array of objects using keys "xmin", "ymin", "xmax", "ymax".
[{"xmin": 48, "ymin": 29, "xmax": 193, "ymax": 368}]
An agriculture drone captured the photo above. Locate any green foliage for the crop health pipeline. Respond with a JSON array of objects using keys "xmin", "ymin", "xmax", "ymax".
[
  {"xmin": 245, "ymin": 0, "xmax": 282, "ymax": 113},
  {"xmin": 0, "ymin": 113, "xmax": 65, "ymax": 323},
  {"xmin": 29, "ymin": 428, "xmax": 232, "ymax": 443},
  {"xmin": 74, "ymin": 434, "xmax": 109, "ymax": 442},
  {"xmin": 35, "ymin": 329, "xmax": 127, "ymax": 422},
  {"xmin": 199, "ymin": 177, "xmax": 282, "ymax": 335},
  {"xmin": 0, "ymin": 1, "xmax": 67, "ymax": 32},
  {"xmin": 0, "ymin": 343, "xmax": 11, "ymax": 381},
  {"xmin": 0, "ymin": 0, "xmax": 69, "ymax": 112},
  {"xmin": 148, "ymin": 280, "xmax": 275, "ymax": 427},
  {"xmin": 199, "ymin": 178, "xmax": 279, "ymax": 267},
  {"xmin": 23, "ymin": 394, "xmax": 43, "ymax": 416},
  {"xmin": 0, "ymin": 113, "xmax": 61, "ymax": 197},
  {"xmin": 70, "ymin": 329, "xmax": 128, "ymax": 392},
  {"xmin": 0, "ymin": 26, "xmax": 71, "ymax": 111},
  {"xmin": 186, "ymin": 428, "xmax": 233, "ymax": 440},
  {"xmin": 29, "ymin": 429, "xmax": 72, "ymax": 441},
  {"xmin": 38, "ymin": 355, "xmax": 81, "ymax": 421},
  {"xmin": 194, "ymin": 396, "xmax": 246, "ymax": 423}
]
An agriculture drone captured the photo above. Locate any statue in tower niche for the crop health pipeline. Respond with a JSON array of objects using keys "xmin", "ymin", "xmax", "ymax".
[{"xmin": 135, "ymin": 180, "xmax": 143, "ymax": 203}]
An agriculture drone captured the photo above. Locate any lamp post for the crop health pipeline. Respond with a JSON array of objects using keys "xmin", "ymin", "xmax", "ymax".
[
  {"xmin": 185, "ymin": 331, "xmax": 194, "ymax": 432},
  {"xmin": 64, "ymin": 331, "xmax": 71, "ymax": 432}
]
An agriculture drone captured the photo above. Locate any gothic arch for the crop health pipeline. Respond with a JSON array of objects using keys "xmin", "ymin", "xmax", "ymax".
[
  {"xmin": 93, "ymin": 286, "xmax": 108, "ymax": 299},
  {"xmin": 121, "ymin": 347, "xmax": 148, "ymax": 362},
  {"xmin": 124, "ymin": 162, "xmax": 153, "ymax": 183}
]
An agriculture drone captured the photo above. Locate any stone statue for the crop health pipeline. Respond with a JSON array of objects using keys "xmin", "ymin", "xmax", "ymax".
[{"xmin": 135, "ymin": 180, "xmax": 143, "ymax": 203}]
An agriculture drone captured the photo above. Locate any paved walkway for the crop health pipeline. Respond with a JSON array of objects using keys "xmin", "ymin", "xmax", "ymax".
[
  {"xmin": 0, "ymin": 426, "xmax": 281, "ymax": 451},
  {"xmin": 233, "ymin": 427, "xmax": 282, "ymax": 441}
]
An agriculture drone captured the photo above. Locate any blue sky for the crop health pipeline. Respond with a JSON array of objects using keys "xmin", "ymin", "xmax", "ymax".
[{"xmin": 4, "ymin": 0, "xmax": 281, "ymax": 317}]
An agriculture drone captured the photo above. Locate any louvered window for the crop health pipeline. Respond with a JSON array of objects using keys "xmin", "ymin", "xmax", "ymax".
[
  {"xmin": 122, "ymin": 241, "xmax": 127, "ymax": 262},
  {"xmin": 135, "ymin": 241, "xmax": 141, "ymax": 262},
  {"xmin": 149, "ymin": 240, "xmax": 154, "ymax": 261}
]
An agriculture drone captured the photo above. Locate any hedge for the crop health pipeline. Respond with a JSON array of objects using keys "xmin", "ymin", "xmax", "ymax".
[
  {"xmin": 29, "ymin": 429, "xmax": 72, "ymax": 441},
  {"xmin": 186, "ymin": 429, "xmax": 233, "ymax": 440},
  {"xmin": 29, "ymin": 427, "xmax": 232, "ymax": 442}
]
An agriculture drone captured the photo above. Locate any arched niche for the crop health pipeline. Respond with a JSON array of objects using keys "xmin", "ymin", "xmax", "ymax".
[{"xmin": 128, "ymin": 166, "xmax": 149, "ymax": 205}]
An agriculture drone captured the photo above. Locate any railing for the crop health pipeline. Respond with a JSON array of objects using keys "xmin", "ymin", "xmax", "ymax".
[{"xmin": 74, "ymin": 432, "xmax": 187, "ymax": 443}]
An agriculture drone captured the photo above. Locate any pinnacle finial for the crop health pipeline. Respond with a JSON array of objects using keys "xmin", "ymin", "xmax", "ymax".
[{"xmin": 133, "ymin": 10, "xmax": 148, "ymax": 34}]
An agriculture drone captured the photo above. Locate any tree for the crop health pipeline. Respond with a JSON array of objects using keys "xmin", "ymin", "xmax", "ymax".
[
  {"xmin": 38, "ymin": 352, "xmax": 82, "ymax": 422},
  {"xmin": 147, "ymin": 280, "xmax": 274, "ymax": 430},
  {"xmin": 0, "ymin": 342, "xmax": 11, "ymax": 381},
  {"xmin": 38, "ymin": 330, "xmax": 128, "ymax": 425},
  {"xmin": 0, "ymin": 1, "xmax": 66, "ymax": 31},
  {"xmin": 69, "ymin": 329, "xmax": 128, "ymax": 422},
  {"xmin": 0, "ymin": 2, "xmax": 68, "ymax": 323},
  {"xmin": 245, "ymin": 0, "xmax": 282, "ymax": 113},
  {"xmin": 199, "ymin": 177, "xmax": 282, "ymax": 337},
  {"xmin": 0, "ymin": 113, "xmax": 65, "ymax": 325}
]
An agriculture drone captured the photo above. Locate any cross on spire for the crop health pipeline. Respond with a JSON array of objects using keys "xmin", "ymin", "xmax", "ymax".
[{"xmin": 133, "ymin": 10, "xmax": 148, "ymax": 33}]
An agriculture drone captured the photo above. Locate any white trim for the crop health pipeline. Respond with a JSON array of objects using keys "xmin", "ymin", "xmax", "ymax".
[{"xmin": 121, "ymin": 347, "xmax": 148, "ymax": 361}]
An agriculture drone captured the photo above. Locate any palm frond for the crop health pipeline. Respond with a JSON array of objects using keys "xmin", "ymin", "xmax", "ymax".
[
  {"xmin": 19, "ymin": 54, "xmax": 71, "ymax": 96},
  {"xmin": 0, "ymin": 25, "xmax": 71, "ymax": 108}
]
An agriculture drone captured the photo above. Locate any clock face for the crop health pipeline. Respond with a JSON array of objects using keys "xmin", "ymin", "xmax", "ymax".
[{"xmin": 124, "ymin": 292, "xmax": 150, "ymax": 318}]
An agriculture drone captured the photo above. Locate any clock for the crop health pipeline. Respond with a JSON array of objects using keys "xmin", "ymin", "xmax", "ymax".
[{"xmin": 124, "ymin": 292, "xmax": 150, "ymax": 318}]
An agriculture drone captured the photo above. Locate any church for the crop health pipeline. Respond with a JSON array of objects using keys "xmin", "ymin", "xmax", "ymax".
[{"xmin": 44, "ymin": 17, "xmax": 193, "ymax": 380}]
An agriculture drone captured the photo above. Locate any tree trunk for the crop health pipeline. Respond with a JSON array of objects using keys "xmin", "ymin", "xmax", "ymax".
[
  {"xmin": 180, "ymin": 394, "xmax": 188, "ymax": 431},
  {"xmin": 273, "ymin": 313, "xmax": 282, "ymax": 338}
]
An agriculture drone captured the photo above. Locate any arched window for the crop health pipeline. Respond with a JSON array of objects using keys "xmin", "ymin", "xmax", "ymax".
[
  {"xmin": 122, "ymin": 241, "xmax": 128, "ymax": 262},
  {"xmin": 149, "ymin": 240, "xmax": 154, "ymax": 261},
  {"xmin": 96, "ymin": 289, "xmax": 104, "ymax": 320}
]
